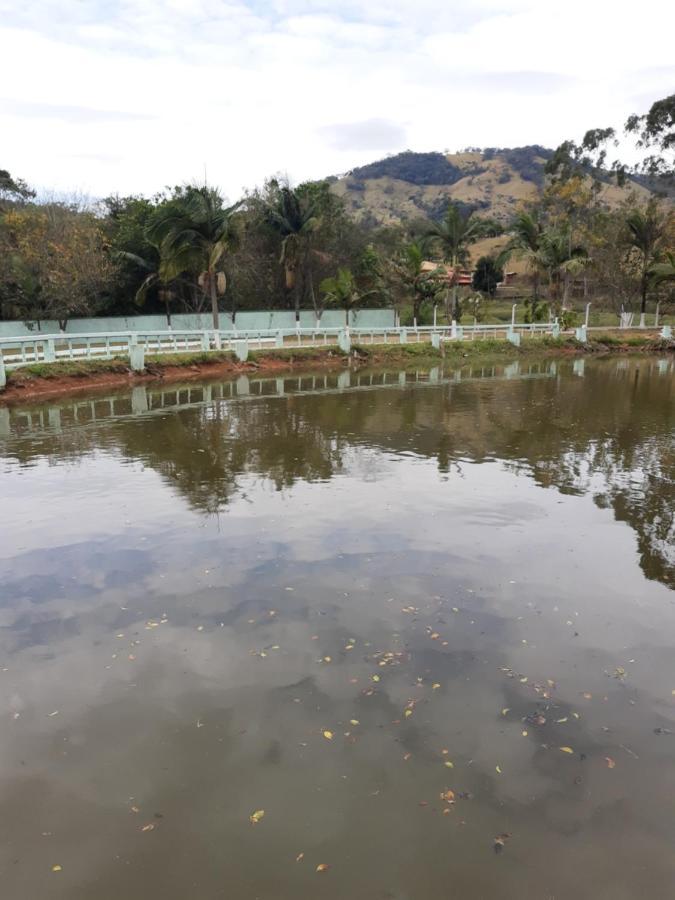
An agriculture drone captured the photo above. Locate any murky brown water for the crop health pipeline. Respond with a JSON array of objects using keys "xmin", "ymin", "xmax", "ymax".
[{"xmin": 1, "ymin": 356, "xmax": 674, "ymax": 899}]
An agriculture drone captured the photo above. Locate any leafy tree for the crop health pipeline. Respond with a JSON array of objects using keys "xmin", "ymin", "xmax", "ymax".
[
  {"xmin": 0, "ymin": 169, "xmax": 35, "ymax": 210},
  {"xmin": 148, "ymin": 186, "xmax": 240, "ymax": 330},
  {"xmin": 547, "ymin": 94, "xmax": 675, "ymax": 187},
  {"xmin": 472, "ymin": 255, "xmax": 503, "ymax": 296},
  {"xmin": 2, "ymin": 205, "xmax": 116, "ymax": 329}
]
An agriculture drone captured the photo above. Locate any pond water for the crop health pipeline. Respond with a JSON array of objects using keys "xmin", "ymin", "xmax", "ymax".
[{"xmin": 1, "ymin": 356, "xmax": 674, "ymax": 900}]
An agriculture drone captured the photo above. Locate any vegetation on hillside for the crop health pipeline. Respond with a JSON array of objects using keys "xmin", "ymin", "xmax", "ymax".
[{"xmin": 0, "ymin": 96, "xmax": 673, "ymax": 331}]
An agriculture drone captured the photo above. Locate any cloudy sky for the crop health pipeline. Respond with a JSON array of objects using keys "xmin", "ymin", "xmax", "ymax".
[{"xmin": 0, "ymin": 0, "xmax": 672, "ymax": 201}]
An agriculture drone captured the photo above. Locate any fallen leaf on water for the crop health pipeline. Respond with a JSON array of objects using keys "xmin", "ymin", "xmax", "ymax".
[
  {"xmin": 522, "ymin": 730, "xmax": 528, "ymax": 737},
  {"xmin": 47, "ymin": 711, "xmax": 59, "ymax": 717},
  {"xmin": 316, "ymin": 863, "xmax": 330, "ymax": 873},
  {"xmin": 432, "ymin": 683, "xmax": 441, "ymax": 690},
  {"xmin": 556, "ymin": 717, "xmax": 568, "ymax": 724},
  {"xmin": 296, "ymin": 852, "xmax": 304, "ymax": 863},
  {"xmin": 440, "ymin": 790, "xmax": 455, "ymax": 802},
  {"xmin": 430, "ymin": 633, "xmax": 440, "ymax": 640},
  {"xmin": 444, "ymin": 760, "xmax": 454, "ymax": 769},
  {"xmin": 559, "ymin": 746, "xmax": 574, "ymax": 754},
  {"xmin": 501, "ymin": 708, "xmax": 510, "ymax": 717},
  {"xmin": 404, "ymin": 709, "xmax": 412, "ymax": 718},
  {"xmin": 403, "ymin": 753, "xmax": 412, "ymax": 761},
  {"xmin": 372, "ymin": 675, "xmax": 380, "ymax": 683},
  {"xmin": 130, "ymin": 806, "xmax": 140, "ymax": 813},
  {"xmin": 349, "ymin": 719, "xmax": 359, "ymax": 726},
  {"xmin": 249, "ymin": 810, "xmax": 265, "ymax": 824},
  {"xmin": 452, "ymin": 607, "xmax": 459, "ymax": 613},
  {"xmin": 495, "ymin": 765, "xmax": 502, "ymax": 774},
  {"xmin": 323, "ymin": 656, "xmax": 332, "ymax": 663},
  {"xmin": 582, "ymin": 692, "xmax": 592, "ymax": 700},
  {"xmin": 323, "ymin": 730, "xmax": 334, "ymax": 741},
  {"xmin": 519, "ymin": 677, "xmax": 528, "ymax": 684},
  {"xmin": 140, "ymin": 823, "xmax": 155, "ymax": 832},
  {"xmin": 572, "ymin": 712, "xmax": 580, "ymax": 719},
  {"xmin": 493, "ymin": 833, "xmax": 511, "ymax": 854},
  {"xmin": 51, "ymin": 865, "xmax": 62, "ymax": 872},
  {"xmin": 605, "ymin": 757, "xmax": 616, "ymax": 768}
]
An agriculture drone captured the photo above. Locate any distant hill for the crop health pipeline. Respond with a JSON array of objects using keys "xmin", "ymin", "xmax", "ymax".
[{"xmin": 329, "ymin": 146, "xmax": 652, "ymax": 229}]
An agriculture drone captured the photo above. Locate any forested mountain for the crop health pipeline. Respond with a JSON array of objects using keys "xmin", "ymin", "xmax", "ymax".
[{"xmin": 330, "ymin": 146, "xmax": 652, "ymax": 226}]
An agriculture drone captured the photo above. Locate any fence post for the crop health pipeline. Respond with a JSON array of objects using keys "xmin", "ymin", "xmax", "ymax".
[
  {"xmin": 399, "ymin": 328, "xmax": 408, "ymax": 344},
  {"xmin": 511, "ymin": 304, "xmax": 517, "ymax": 327},
  {"xmin": 234, "ymin": 340, "xmax": 249, "ymax": 362},
  {"xmin": 201, "ymin": 331, "xmax": 210, "ymax": 351},
  {"xmin": 129, "ymin": 345, "xmax": 145, "ymax": 372},
  {"xmin": 338, "ymin": 330, "xmax": 351, "ymax": 353},
  {"xmin": 585, "ymin": 303, "xmax": 591, "ymax": 328},
  {"xmin": 661, "ymin": 325, "xmax": 672, "ymax": 340},
  {"xmin": 0, "ymin": 353, "xmax": 6, "ymax": 392},
  {"xmin": 44, "ymin": 339, "xmax": 56, "ymax": 362},
  {"xmin": 575, "ymin": 325, "xmax": 587, "ymax": 343}
]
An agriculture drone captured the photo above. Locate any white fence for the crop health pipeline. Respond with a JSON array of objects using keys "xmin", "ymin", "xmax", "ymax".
[{"xmin": 0, "ymin": 323, "xmax": 560, "ymax": 370}]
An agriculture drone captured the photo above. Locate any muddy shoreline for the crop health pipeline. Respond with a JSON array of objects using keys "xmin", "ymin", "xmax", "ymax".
[{"xmin": 1, "ymin": 338, "xmax": 672, "ymax": 405}]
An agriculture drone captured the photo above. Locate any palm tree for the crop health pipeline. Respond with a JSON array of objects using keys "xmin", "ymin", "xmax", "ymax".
[
  {"xmin": 537, "ymin": 225, "xmax": 589, "ymax": 312},
  {"xmin": 625, "ymin": 201, "xmax": 672, "ymax": 325},
  {"xmin": 392, "ymin": 241, "xmax": 444, "ymax": 323},
  {"xmin": 503, "ymin": 211, "xmax": 544, "ymax": 307},
  {"xmin": 118, "ymin": 248, "xmax": 194, "ymax": 327},
  {"xmin": 425, "ymin": 203, "xmax": 499, "ymax": 320},
  {"xmin": 320, "ymin": 268, "xmax": 376, "ymax": 326},
  {"xmin": 264, "ymin": 183, "xmax": 319, "ymax": 321},
  {"xmin": 649, "ymin": 251, "xmax": 675, "ymax": 288},
  {"xmin": 148, "ymin": 186, "xmax": 240, "ymax": 330}
]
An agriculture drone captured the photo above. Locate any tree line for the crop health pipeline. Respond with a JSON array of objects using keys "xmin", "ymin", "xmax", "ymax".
[{"xmin": 0, "ymin": 94, "xmax": 673, "ymax": 331}]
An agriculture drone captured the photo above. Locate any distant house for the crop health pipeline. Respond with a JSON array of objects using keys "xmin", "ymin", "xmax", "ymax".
[{"xmin": 421, "ymin": 261, "xmax": 473, "ymax": 286}]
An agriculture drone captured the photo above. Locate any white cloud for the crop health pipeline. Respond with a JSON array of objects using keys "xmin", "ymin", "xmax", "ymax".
[{"xmin": 0, "ymin": 0, "xmax": 672, "ymax": 198}]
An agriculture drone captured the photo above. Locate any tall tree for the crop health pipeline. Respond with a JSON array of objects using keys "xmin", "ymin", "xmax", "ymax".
[
  {"xmin": 425, "ymin": 203, "xmax": 499, "ymax": 319},
  {"xmin": 625, "ymin": 201, "xmax": 674, "ymax": 323},
  {"xmin": 148, "ymin": 186, "xmax": 240, "ymax": 330},
  {"xmin": 262, "ymin": 182, "xmax": 319, "ymax": 320}
]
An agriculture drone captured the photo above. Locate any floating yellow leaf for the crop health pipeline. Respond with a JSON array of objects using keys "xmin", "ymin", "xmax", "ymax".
[
  {"xmin": 249, "ymin": 809, "xmax": 265, "ymax": 824},
  {"xmin": 432, "ymin": 683, "xmax": 441, "ymax": 690},
  {"xmin": 582, "ymin": 692, "xmax": 592, "ymax": 700},
  {"xmin": 559, "ymin": 746, "xmax": 574, "ymax": 754},
  {"xmin": 404, "ymin": 709, "xmax": 412, "ymax": 718},
  {"xmin": 323, "ymin": 656, "xmax": 332, "ymax": 663},
  {"xmin": 349, "ymin": 719, "xmax": 359, "ymax": 726},
  {"xmin": 372, "ymin": 675, "xmax": 380, "ymax": 682},
  {"xmin": 444, "ymin": 760, "xmax": 454, "ymax": 768},
  {"xmin": 440, "ymin": 789, "xmax": 455, "ymax": 802},
  {"xmin": 522, "ymin": 730, "xmax": 528, "ymax": 737},
  {"xmin": 51, "ymin": 865, "xmax": 62, "ymax": 872},
  {"xmin": 556, "ymin": 717, "xmax": 568, "ymax": 724},
  {"xmin": 296, "ymin": 852, "xmax": 304, "ymax": 863},
  {"xmin": 605, "ymin": 757, "xmax": 616, "ymax": 769},
  {"xmin": 451, "ymin": 607, "xmax": 459, "ymax": 613},
  {"xmin": 495, "ymin": 765, "xmax": 502, "ymax": 774},
  {"xmin": 322, "ymin": 730, "xmax": 333, "ymax": 740},
  {"xmin": 430, "ymin": 633, "xmax": 440, "ymax": 640},
  {"xmin": 572, "ymin": 712, "xmax": 580, "ymax": 719},
  {"xmin": 140, "ymin": 823, "xmax": 155, "ymax": 832},
  {"xmin": 316, "ymin": 863, "xmax": 330, "ymax": 873},
  {"xmin": 403, "ymin": 752, "xmax": 412, "ymax": 761},
  {"xmin": 501, "ymin": 708, "xmax": 510, "ymax": 717}
]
